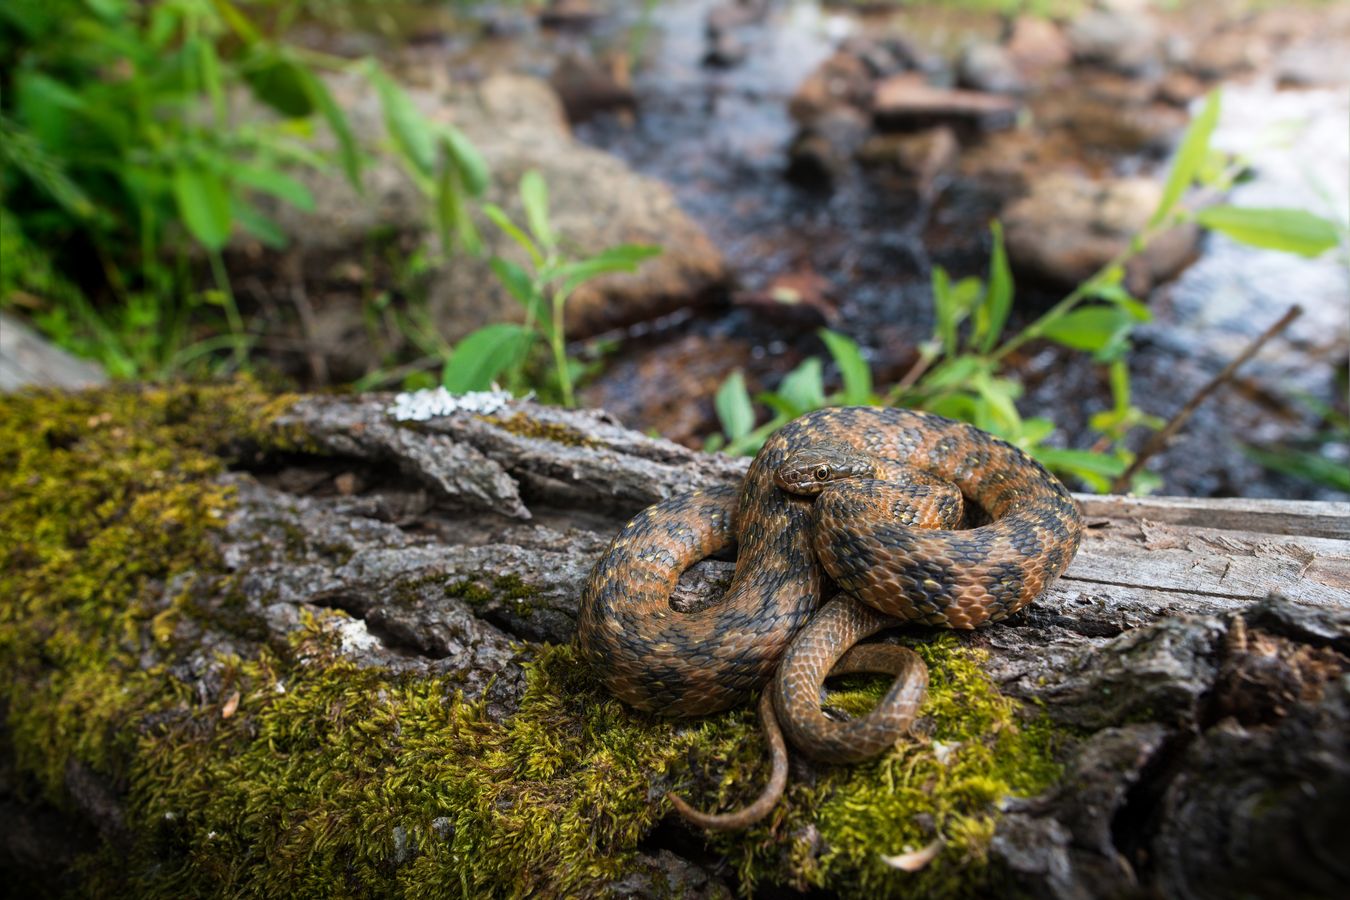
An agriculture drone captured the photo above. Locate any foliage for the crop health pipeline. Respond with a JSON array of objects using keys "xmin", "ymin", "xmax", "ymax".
[
  {"xmin": 440, "ymin": 169, "xmax": 661, "ymax": 407},
  {"xmin": 0, "ymin": 0, "xmax": 482, "ymax": 379},
  {"xmin": 712, "ymin": 90, "xmax": 1342, "ymax": 494}
]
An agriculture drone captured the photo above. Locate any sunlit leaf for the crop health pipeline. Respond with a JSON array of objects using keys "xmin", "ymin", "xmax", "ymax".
[
  {"xmin": 367, "ymin": 62, "xmax": 435, "ymax": 176},
  {"xmin": 440, "ymin": 124, "xmax": 489, "ymax": 196},
  {"xmin": 715, "ymin": 370, "xmax": 756, "ymax": 440},
  {"xmin": 519, "ymin": 169, "xmax": 554, "ymax": 249},
  {"xmin": 235, "ymin": 165, "xmax": 314, "ymax": 211},
  {"xmin": 301, "ymin": 68, "xmax": 363, "ymax": 188},
  {"xmin": 778, "ymin": 357, "xmax": 826, "ymax": 415},
  {"xmin": 1150, "ymin": 90, "xmax": 1220, "ymax": 228},
  {"xmin": 976, "ymin": 221, "xmax": 1013, "ymax": 352},
  {"xmin": 441, "ymin": 323, "xmax": 535, "ymax": 393},
  {"xmin": 172, "ymin": 163, "xmax": 232, "ymax": 249},
  {"xmin": 818, "ymin": 328, "xmax": 872, "ymax": 405},
  {"xmin": 1039, "ymin": 306, "xmax": 1137, "ymax": 354},
  {"xmin": 483, "ymin": 203, "xmax": 542, "ymax": 268},
  {"xmin": 1195, "ymin": 205, "xmax": 1339, "ymax": 257}
]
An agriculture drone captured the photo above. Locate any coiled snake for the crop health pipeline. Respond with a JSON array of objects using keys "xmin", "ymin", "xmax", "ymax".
[{"xmin": 577, "ymin": 407, "xmax": 1083, "ymax": 829}]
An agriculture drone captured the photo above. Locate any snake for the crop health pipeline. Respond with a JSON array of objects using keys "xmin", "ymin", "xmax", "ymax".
[{"xmin": 576, "ymin": 406, "xmax": 1083, "ymax": 829}]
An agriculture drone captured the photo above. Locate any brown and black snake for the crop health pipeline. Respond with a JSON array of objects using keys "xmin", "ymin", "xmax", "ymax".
[{"xmin": 577, "ymin": 406, "xmax": 1083, "ymax": 829}]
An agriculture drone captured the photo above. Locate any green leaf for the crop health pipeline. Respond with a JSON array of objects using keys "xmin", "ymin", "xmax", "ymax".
[
  {"xmin": 439, "ymin": 124, "xmax": 489, "ymax": 197},
  {"xmin": 1039, "ymin": 306, "xmax": 1137, "ymax": 353},
  {"xmin": 232, "ymin": 198, "xmax": 287, "ymax": 249},
  {"xmin": 483, "ymin": 203, "xmax": 542, "ymax": 268},
  {"xmin": 234, "ymin": 165, "xmax": 314, "ymax": 211},
  {"xmin": 519, "ymin": 169, "xmax": 554, "ymax": 249},
  {"xmin": 1195, "ymin": 206, "xmax": 1340, "ymax": 257},
  {"xmin": 367, "ymin": 63, "xmax": 436, "ymax": 177},
  {"xmin": 301, "ymin": 69, "xmax": 363, "ymax": 188},
  {"xmin": 172, "ymin": 163, "xmax": 233, "ymax": 250},
  {"xmin": 435, "ymin": 154, "xmax": 462, "ymax": 255},
  {"xmin": 1033, "ymin": 447, "xmax": 1128, "ymax": 493},
  {"xmin": 976, "ymin": 221, "xmax": 1013, "ymax": 352},
  {"xmin": 210, "ymin": 0, "xmax": 262, "ymax": 44},
  {"xmin": 1150, "ymin": 90, "xmax": 1220, "ymax": 228},
  {"xmin": 243, "ymin": 50, "xmax": 315, "ymax": 119},
  {"xmin": 441, "ymin": 323, "xmax": 535, "ymax": 393},
  {"xmin": 778, "ymin": 357, "xmax": 826, "ymax": 415},
  {"xmin": 489, "ymin": 257, "xmax": 535, "ymax": 307},
  {"xmin": 556, "ymin": 245, "xmax": 661, "ymax": 296},
  {"xmin": 818, "ymin": 328, "xmax": 872, "ymax": 405},
  {"xmin": 715, "ymin": 370, "xmax": 756, "ymax": 440}
]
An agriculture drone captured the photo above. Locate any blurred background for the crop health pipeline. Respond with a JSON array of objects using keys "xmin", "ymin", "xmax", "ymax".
[{"xmin": 2, "ymin": 0, "xmax": 1347, "ymax": 498}]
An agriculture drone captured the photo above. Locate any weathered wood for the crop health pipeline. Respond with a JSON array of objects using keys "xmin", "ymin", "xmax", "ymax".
[{"xmin": 5, "ymin": 391, "xmax": 1347, "ymax": 898}]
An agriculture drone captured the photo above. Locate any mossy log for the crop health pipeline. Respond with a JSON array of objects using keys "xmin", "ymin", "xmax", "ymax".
[{"xmin": 1, "ymin": 386, "xmax": 1347, "ymax": 898}]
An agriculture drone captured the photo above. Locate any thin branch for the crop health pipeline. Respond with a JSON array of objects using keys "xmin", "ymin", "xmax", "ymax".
[{"xmin": 1110, "ymin": 305, "xmax": 1303, "ymax": 494}]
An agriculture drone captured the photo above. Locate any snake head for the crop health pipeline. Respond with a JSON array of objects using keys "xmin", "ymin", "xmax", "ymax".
[{"xmin": 775, "ymin": 445, "xmax": 876, "ymax": 495}]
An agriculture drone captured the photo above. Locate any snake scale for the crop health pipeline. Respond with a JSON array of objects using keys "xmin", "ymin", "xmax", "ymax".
[{"xmin": 577, "ymin": 406, "xmax": 1083, "ymax": 829}]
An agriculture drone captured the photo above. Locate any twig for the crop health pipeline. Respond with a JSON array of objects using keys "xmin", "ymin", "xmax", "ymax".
[{"xmin": 1109, "ymin": 304, "xmax": 1303, "ymax": 494}]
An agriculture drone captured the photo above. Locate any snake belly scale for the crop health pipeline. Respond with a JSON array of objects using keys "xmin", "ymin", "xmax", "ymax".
[{"xmin": 577, "ymin": 406, "xmax": 1083, "ymax": 828}]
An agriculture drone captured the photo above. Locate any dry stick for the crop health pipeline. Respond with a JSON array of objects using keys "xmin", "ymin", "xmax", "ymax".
[{"xmin": 1110, "ymin": 304, "xmax": 1304, "ymax": 494}]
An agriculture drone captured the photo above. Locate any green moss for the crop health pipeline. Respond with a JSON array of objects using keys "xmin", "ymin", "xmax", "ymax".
[
  {"xmin": 482, "ymin": 411, "xmax": 599, "ymax": 448},
  {"xmin": 445, "ymin": 572, "xmax": 543, "ymax": 617},
  {"xmin": 0, "ymin": 385, "xmax": 1071, "ymax": 897}
]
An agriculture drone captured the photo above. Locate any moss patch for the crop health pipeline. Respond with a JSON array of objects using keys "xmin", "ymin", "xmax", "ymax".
[
  {"xmin": 482, "ymin": 411, "xmax": 600, "ymax": 447},
  {"xmin": 0, "ymin": 385, "xmax": 1071, "ymax": 897}
]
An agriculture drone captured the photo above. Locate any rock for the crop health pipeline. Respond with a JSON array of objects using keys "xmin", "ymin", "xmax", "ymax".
[
  {"xmin": 788, "ymin": 50, "xmax": 873, "ymax": 123},
  {"xmin": 253, "ymin": 72, "xmax": 727, "ymax": 376},
  {"xmin": 958, "ymin": 41, "xmax": 1025, "ymax": 95},
  {"xmin": 706, "ymin": 0, "xmax": 768, "ymax": 34},
  {"xmin": 704, "ymin": 29, "xmax": 749, "ymax": 68},
  {"xmin": 1157, "ymin": 70, "xmax": 1206, "ymax": 107},
  {"xmin": 1067, "ymin": 7, "xmax": 1161, "ymax": 76},
  {"xmin": 550, "ymin": 53, "xmax": 636, "ymax": 122},
  {"xmin": 578, "ymin": 334, "xmax": 759, "ymax": 448},
  {"xmin": 1063, "ymin": 97, "xmax": 1187, "ymax": 154},
  {"xmin": 1002, "ymin": 173, "xmax": 1201, "ymax": 293},
  {"xmin": 731, "ymin": 269, "xmax": 838, "ymax": 328},
  {"xmin": 1186, "ymin": 29, "xmax": 1270, "ymax": 79},
  {"xmin": 1277, "ymin": 40, "xmax": 1350, "ymax": 88},
  {"xmin": 1005, "ymin": 16, "xmax": 1072, "ymax": 80},
  {"xmin": 0, "ymin": 312, "xmax": 108, "ymax": 392},
  {"xmin": 838, "ymin": 34, "xmax": 924, "ymax": 77},
  {"xmin": 872, "ymin": 73, "xmax": 1021, "ymax": 133},
  {"xmin": 538, "ymin": 0, "xmax": 599, "ymax": 31},
  {"xmin": 786, "ymin": 107, "xmax": 871, "ymax": 185},
  {"xmin": 857, "ymin": 126, "xmax": 959, "ymax": 188}
]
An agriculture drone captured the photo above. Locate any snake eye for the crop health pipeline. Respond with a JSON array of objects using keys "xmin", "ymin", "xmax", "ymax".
[{"xmin": 814, "ymin": 466, "xmax": 830, "ymax": 481}]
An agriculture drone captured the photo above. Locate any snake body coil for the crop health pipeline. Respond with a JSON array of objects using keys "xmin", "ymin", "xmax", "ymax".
[{"xmin": 577, "ymin": 406, "xmax": 1083, "ymax": 826}]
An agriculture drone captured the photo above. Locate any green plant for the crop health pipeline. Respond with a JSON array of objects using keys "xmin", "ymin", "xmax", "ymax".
[
  {"xmin": 711, "ymin": 90, "xmax": 1341, "ymax": 493},
  {"xmin": 439, "ymin": 169, "xmax": 660, "ymax": 407},
  {"xmin": 0, "ymin": 0, "xmax": 484, "ymax": 379}
]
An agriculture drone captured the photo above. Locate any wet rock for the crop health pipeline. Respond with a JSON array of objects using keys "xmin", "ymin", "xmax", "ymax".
[
  {"xmin": 957, "ymin": 41, "xmax": 1025, "ymax": 95},
  {"xmin": 1063, "ymin": 96, "xmax": 1187, "ymax": 154},
  {"xmin": 1067, "ymin": 7, "xmax": 1161, "ymax": 76},
  {"xmin": 872, "ymin": 73, "xmax": 1021, "ymax": 133},
  {"xmin": 1186, "ymin": 29, "xmax": 1271, "ymax": 79},
  {"xmin": 253, "ymin": 72, "xmax": 727, "ymax": 375},
  {"xmin": 1002, "ymin": 173, "xmax": 1200, "ymax": 293},
  {"xmin": 1157, "ymin": 70, "xmax": 1206, "ymax": 107},
  {"xmin": 732, "ymin": 269, "xmax": 838, "ymax": 328},
  {"xmin": 704, "ymin": 29, "xmax": 748, "ymax": 68},
  {"xmin": 787, "ymin": 107, "xmax": 870, "ymax": 185},
  {"xmin": 538, "ymin": 0, "xmax": 599, "ymax": 32},
  {"xmin": 788, "ymin": 49, "xmax": 873, "ymax": 123},
  {"xmin": 857, "ymin": 126, "xmax": 959, "ymax": 189},
  {"xmin": 1005, "ymin": 15, "xmax": 1072, "ymax": 80},
  {"xmin": 579, "ymin": 333, "xmax": 759, "ymax": 448},
  {"xmin": 550, "ymin": 52, "xmax": 636, "ymax": 122}
]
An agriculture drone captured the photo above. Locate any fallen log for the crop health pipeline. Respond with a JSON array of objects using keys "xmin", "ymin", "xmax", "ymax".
[{"xmin": 1, "ymin": 386, "xmax": 1345, "ymax": 898}]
